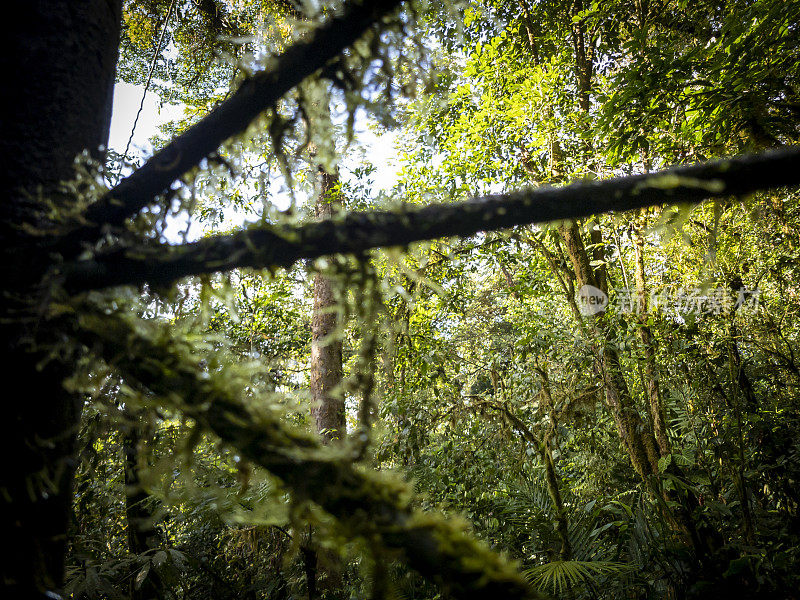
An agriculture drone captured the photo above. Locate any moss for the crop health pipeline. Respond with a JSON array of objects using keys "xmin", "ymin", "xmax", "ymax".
[
  {"xmin": 635, "ymin": 174, "xmax": 725, "ymax": 194},
  {"xmin": 72, "ymin": 301, "xmax": 541, "ymax": 599}
]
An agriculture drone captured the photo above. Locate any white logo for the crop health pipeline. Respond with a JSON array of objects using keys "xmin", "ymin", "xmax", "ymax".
[{"xmin": 578, "ymin": 285, "xmax": 608, "ymax": 315}]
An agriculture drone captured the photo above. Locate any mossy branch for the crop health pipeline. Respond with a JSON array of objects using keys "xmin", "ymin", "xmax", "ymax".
[
  {"xmin": 75, "ymin": 309, "xmax": 542, "ymax": 600},
  {"xmin": 51, "ymin": 0, "xmax": 404, "ymax": 257},
  {"xmin": 63, "ymin": 147, "xmax": 800, "ymax": 291}
]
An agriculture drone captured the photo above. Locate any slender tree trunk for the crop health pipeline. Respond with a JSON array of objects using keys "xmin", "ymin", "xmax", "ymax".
[
  {"xmin": 0, "ymin": 2, "xmax": 121, "ymax": 595},
  {"xmin": 560, "ymin": 2, "xmax": 663, "ymax": 481},
  {"xmin": 537, "ymin": 369, "xmax": 572, "ymax": 561},
  {"xmin": 589, "ymin": 219, "xmax": 608, "ymax": 293},
  {"xmin": 310, "ymin": 167, "xmax": 346, "ymax": 443},
  {"xmin": 302, "ymin": 529, "xmax": 320, "ymax": 600},
  {"xmin": 571, "ymin": 0, "xmax": 592, "ymax": 115},
  {"xmin": 559, "ymin": 223, "xmax": 661, "ymax": 479},
  {"xmin": 305, "ymin": 163, "xmax": 346, "ymax": 600},
  {"xmin": 632, "ymin": 221, "xmax": 671, "ymax": 456},
  {"xmin": 559, "ymin": 14, "xmax": 665, "ymax": 479},
  {"xmin": 560, "ymin": 214, "xmax": 719, "ymax": 565}
]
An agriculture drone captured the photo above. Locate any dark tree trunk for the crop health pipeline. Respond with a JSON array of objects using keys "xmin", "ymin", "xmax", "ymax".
[
  {"xmin": 123, "ymin": 415, "xmax": 164, "ymax": 600},
  {"xmin": 571, "ymin": 0, "xmax": 592, "ymax": 114},
  {"xmin": 0, "ymin": 1, "xmax": 121, "ymax": 595}
]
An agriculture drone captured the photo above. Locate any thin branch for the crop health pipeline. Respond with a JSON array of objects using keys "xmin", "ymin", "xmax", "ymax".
[
  {"xmin": 467, "ymin": 397, "xmax": 542, "ymax": 447},
  {"xmin": 52, "ymin": 0, "xmax": 404, "ymax": 256},
  {"xmin": 62, "ymin": 147, "xmax": 800, "ymax": 292}
]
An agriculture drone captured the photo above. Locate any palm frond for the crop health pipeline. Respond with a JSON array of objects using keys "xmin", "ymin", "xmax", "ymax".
[{"xmin": 524, "ymin": 560, "xmax": 633, "ymax": 596}]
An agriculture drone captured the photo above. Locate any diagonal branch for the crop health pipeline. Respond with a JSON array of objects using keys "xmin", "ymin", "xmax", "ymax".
[
  {"xmin": 75, "ymin": 309, "xmax": 541, "ymax": 600},
  {"xmin": 52, "ymin": 0, "xmax": 403, "ymax": 255},
  {"xmin": 61, "ymin": 147, "xmax": 800, "ymax": 292}
]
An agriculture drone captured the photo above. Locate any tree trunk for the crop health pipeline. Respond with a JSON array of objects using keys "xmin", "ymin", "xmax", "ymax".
[
  {"xmin": 537, "ymin": 369, "xmax": 572, "ymax": 561},
  {"xmin": 0, "ymin": 2, "xmax": 121, "ymax": 596},
  {"xmin": 560, "ymin": 221, "xmax": 720, "ymax": 564},
  {"xmin": 571, "ymin": 0, "xmax": 592, "ymax": 114},
  {"xmin": 122, "ymin": 414, "xmax": 164, "ymax": 600},
  {"xmin": 310, "ymin": 168, "xmax": 346, "ymax": 443},
  {"xmin": 564, "ymin": 13, "xmax": 718, "ymax": 563},
  {"xmin": 632, "ymin": 221, "xmax": 671, "ymax": 456},
  {"xmin": 559, "ymin": 223, "xmax": 661, "ymax": 479},
  {"xmin": 305, "ymin": 164, "xmax": 346, "ymax": 599}
]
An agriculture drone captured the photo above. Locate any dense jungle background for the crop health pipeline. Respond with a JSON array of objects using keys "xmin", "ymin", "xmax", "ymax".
[{"xmin": 4, "ymin": 0, "xmax": 800, "ymax": 599}]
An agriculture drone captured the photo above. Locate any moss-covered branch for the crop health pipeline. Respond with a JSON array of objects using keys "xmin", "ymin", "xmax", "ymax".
[
  {"xmin": 63, "ymin": 147, "xmax": 800, "ymax": 291},
  {"xmin": 51, "ymin": 0, "xmax": 404, "ymax": 256},
  {"xmin": 75, "ymin": 309, "xmax": 542, "ymax": 600}
]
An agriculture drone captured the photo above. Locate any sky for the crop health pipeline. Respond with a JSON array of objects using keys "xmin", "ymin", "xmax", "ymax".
[
  {"xmin": 108, "ymin": 82, "xmax": 185, "ymax": 160},
  {"xmin": 108, "ymin": 82, "xmax": 403, "ymax": 241}
]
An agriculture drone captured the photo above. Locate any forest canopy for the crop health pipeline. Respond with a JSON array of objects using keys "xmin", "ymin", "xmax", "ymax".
[{"xmin": 2, "ymin": 1, "xmax": 800, "ymax": 599}]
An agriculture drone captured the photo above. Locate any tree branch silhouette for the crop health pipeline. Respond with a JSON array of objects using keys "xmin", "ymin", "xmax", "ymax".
[
  {"xmin": 62, "ymin": 147, "xmax": 800, "ymax": 292},
  {"xmin": 52, "ymin": 0, "xmax": 403, "ymax": 256}
]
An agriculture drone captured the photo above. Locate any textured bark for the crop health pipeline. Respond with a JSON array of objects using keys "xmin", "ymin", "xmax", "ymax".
[
  {"xmin": 632, "ymin": 223, "xmax": 671, "ymax": 456},
  {"xmin": 310, "ymin": 169, "xmax": 346, "ymax": 444},
  {"xmin": 0, "ymin": 1, "xmax": 121, "ymax": 596},
  {"xmin": 559, "ymin": 222, "xmax": 597, "ymax": 290},
  {"xmin": 597, "ymin": 338, "xmax": 661, "ymax": 479},
  {"xmin": 589, "ymin": 219, "xmax": 608, "ymax": 293},
  {"xmin": 0, "ymin": 2, "xmax": 119, "ymax": 226},
  {"xmin": 307, "ymin": 167, "xmax": 346, "ymax": 597}
]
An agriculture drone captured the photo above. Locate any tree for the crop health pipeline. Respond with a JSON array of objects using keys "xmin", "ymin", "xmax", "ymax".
[
  {"xmin": 1, "ymin": 0, "xmax": 799, "ymax": 597},
  {"xmin": 390, "ymin": 0, "xmax": 800, "ymax": 594}
]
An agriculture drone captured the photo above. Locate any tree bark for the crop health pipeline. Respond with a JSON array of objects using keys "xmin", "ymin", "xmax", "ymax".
[
  {"xmin": 307, "ymin": 164, "xmax": 346, "ymax": 599},
  {"xmin": 0, "ymin": 2, "xmax": 121, "ymax": 596},
  {"xmin": 310, "ymin": 168, "xmax": 346, "ymax": 444},
  {"xmin": 536, "ymin": 369, "xmax": 572, "ymax": 561}
]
